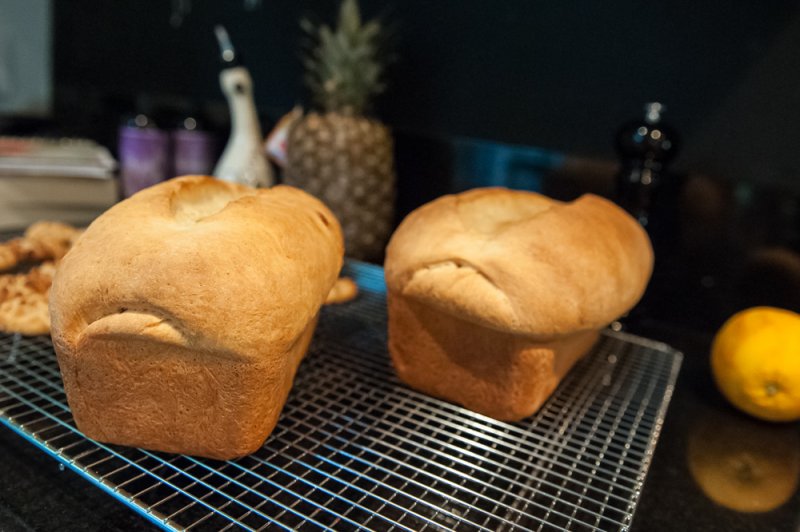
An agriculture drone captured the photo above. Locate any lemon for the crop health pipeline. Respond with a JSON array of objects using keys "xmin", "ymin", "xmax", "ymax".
[{"xmin": 711, "ymin": 306, "xmax": 800, "ymax": 422}]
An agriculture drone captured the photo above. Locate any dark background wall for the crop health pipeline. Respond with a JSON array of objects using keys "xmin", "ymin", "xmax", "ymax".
[
  {"xmin": 51, "ymin": 0, "xmax": 800, "ymax": 185},
  {"xmin": 5, "ymin": 0, "xmax": 799, "ymax": 331}
]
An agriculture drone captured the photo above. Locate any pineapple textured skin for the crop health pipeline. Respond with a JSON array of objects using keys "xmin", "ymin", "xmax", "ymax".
[
  {"xmin": 286, "ymin": 0, "xmax": 396, "ymax": 261},
  {"xmin": 284, "ymin": 112, "xmax": 395, "ymax": 261}
]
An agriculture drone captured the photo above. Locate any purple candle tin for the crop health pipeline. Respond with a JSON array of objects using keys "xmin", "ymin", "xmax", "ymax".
[
  {"xmin": 171, "ymin": 127, "xmax": 217, "ymax": 177},
  {"xmin": 118, "ymin": 123, "xmax": 170, "ymax": 198}
]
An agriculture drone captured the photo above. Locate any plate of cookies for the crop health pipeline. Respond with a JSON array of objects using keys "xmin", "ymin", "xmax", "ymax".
[{"xmin": 0, "ymin": 221, "xmax": 82, "ymax": 336}]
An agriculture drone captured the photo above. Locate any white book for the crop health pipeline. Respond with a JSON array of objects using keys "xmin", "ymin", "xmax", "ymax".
[
  {"xmin": 0, "ymin": 174, "xmax": 119, "ymax": 230},
  {"xmin": 0, "ymin": 137, "xmax": 116, "ymax": 179}
]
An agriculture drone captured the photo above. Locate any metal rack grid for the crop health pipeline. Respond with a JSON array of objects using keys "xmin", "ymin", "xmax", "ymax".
[{"xmin": 0, "ymin": 260, "xmax": 681, "ymax": 531}]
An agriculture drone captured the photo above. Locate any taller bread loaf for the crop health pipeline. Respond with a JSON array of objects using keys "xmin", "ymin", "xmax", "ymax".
[
  {"xmin": 50, "ymin": 176, "xmax": 343, "ymax": 459},
  {"xmin": 385, "ymin": 187, "xmax": 653, "ymax": 420}
]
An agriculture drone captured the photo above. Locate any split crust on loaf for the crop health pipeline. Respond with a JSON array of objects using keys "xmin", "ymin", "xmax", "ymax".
[
  {"xmin": 50, "ymin": 176, "xmax": 344, "ymax": 459},
  {"xmin": 384, "ymin": 187, "xmax": 653, "ymax": 420},
  {"xmin": 385, "ymin": 187, "xmax": 653, "ymax": 338}
]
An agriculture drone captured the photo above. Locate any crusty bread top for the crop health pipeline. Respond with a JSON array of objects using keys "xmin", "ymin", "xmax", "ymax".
[
  {"xmin": 384, "ymin": 187, "xmax": 653, "ymax": 338},
  {"xmin": 50, "ymin": 176, "xmax": 343, "ymax": 360}
]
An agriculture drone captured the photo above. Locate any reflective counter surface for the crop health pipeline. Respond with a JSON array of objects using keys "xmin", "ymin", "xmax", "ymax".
[
  {"xmin": 1, "ymin": 138, "xmax": 799, "ymax": 529},
  {"xmin": 0, "ymin": 320, "xmax": 797, "ymax": 531}
]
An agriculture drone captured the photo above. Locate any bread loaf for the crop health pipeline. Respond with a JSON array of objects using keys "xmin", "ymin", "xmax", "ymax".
[
  {"xmin": 50, "ymin": 176, "xmax": 343, "ymax": 459},
  {"xmin": 384, "ymin": 187, "xmax": 653, "ymax": 421}
]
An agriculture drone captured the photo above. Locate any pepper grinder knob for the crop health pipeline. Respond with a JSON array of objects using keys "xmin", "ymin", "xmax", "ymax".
[{"xmin": 614, "ymin": 102, "xmax": 679, "ymax": 226}]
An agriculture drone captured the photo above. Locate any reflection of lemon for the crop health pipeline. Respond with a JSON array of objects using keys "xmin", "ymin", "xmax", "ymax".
[
  {"xmin": 688, "ymin": 414, "xmax": 800, "ymax": 513},
  {"xmin": 711, "ymin": 307, "xmax": 800, "ymax": 422}
]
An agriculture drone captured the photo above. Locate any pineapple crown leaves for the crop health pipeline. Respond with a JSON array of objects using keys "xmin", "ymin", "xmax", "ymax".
[{"xmin": 300, "ymin": 0, "xmax": 394, "ymax": 116}]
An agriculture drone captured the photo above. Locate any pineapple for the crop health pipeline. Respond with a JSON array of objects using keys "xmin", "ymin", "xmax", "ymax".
[{"xmin": 284, "ymin": 0, "xmax": 395, "ymax": 261}]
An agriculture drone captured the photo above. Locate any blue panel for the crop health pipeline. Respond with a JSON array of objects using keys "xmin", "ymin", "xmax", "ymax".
[{"xmin": 450, "ymin": 137, "xmax": 565, "ymax": 193}]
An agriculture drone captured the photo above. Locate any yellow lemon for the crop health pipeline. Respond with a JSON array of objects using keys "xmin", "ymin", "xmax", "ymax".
[{"xmin": 711, "ymin": 306, "xmax": 800, "ymax": 422}]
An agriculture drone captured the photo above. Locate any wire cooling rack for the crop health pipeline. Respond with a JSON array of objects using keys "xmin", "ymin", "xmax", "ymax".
[{"xmin": 0, "ymin": 260, "xmax": 681, "ymax": 531}]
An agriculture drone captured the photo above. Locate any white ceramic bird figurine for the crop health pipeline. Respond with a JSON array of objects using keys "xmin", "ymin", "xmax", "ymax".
[{"xmin": 213, "ymin": 25, "xmax": 274, "ymax": 188}]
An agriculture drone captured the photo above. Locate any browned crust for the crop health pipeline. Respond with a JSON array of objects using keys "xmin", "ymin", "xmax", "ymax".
[
  {"xmin": 388, "ymin": 293, "xmax": 598, "ymax": 421},
  {"xmin": 60, "ymin": 315, "xmax": 318, "ymax": 460},
  {"xmin": 325, "ymin": 277, "xmax": 359, "ymax": 305},
  {"xmin": 50, "ymin": 176, "xmax": 344, "ymax": 459},
  {"xmin": 385, "ymin": 187, "xmax": 653, "ymax": 337}
]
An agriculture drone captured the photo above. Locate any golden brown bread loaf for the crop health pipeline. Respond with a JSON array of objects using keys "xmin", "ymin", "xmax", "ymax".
[
  {"xmin": 384, "ymin": 187, "xmax": 653, "ymax": 421},
  {"xmin": 50, "ymin": 176, "xmax": 343, "ymax": 459}
]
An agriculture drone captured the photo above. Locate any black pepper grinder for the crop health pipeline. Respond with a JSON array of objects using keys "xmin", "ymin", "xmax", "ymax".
[{"xmin": 614, "ymin": 102, "xmax": 679, "ymax": 227}]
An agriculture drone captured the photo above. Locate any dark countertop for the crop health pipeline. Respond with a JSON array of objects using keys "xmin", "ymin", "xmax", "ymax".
[
  {"xmin": 1, "ymin": 161, "xmax": 799, "ymax": 529},
  {"xmin": 1, "ymin": 317, "xmax": 798, "ymax": 531},
  {"xmin": 626, "ymin": 320, "xmax": 799, "ymax": 532},
  {"xmin": 4, "ymin": 87, "xmax": 800, "ymax": 530}
]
